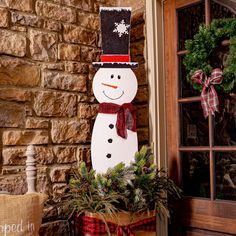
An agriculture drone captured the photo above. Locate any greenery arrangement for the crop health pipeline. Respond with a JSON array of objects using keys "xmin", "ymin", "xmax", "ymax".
[
  {"xmin": 67, "ymin": 146, "xmax": 181, "ymax": 218},
  {"xmin": 183, "ymin": 18, "xmax": 236, "ymax": 93}
]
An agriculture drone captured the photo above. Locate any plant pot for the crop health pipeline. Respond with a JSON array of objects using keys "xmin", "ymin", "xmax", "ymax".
[{"xmin": 73, "ymin": 211, "xmax": 157, "ymax": 236}]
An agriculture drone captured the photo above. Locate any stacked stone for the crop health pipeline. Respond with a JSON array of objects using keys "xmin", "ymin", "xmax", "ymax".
[
  {"xmin": 131, "ymin": 8, "xmax": 149, "ymax": 145},
  {"xmin": 0, "ymin": 0, "xmax": 148, "ymax": 234}
]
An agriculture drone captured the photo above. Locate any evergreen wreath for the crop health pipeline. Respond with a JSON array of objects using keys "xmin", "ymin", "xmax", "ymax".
[{"xmin": 184, "ymin": 18, "xmax": 236, "ymax": 93}]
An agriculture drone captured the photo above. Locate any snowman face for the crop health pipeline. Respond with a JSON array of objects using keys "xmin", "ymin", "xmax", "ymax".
[{"xmin": 92, "ymin": 68, "xmax": 138, "ymax": 105}]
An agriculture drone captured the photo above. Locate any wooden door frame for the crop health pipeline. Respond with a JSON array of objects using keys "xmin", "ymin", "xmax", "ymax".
[
  {"xmin": 145, "ymin": 0, "xmax": 236, "ymax": 234},
  {"xmin": 163, "ymin": 0, "xmax": 180, "ymax": 183},
  {"xmin": 163, "ymin": 0, "xmax": 236, "ymax": 235}
]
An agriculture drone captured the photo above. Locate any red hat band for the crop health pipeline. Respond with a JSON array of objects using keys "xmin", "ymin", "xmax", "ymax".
[{"xmin": 100, "ymin": 54, "xmax": 130, "ymax": 63}]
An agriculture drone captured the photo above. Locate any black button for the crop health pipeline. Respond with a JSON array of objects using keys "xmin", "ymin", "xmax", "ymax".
[
  {"xmin": 109, "ymin": 124, "xmax": 114, "ymax": 129},
  {"xmin": 108, "ymin": 139, "xmax": 113, "ymax": 143},
  {"xmin": 106, "ymin": 153, "xmax": 111, "ymax": 158}
]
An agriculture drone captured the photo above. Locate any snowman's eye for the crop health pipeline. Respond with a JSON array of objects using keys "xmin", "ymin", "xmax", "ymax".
[
  {"xmin": 118, "ymin": 75, "xmax": 121, "ymax": 79},
  {"xmin": 111, "ymin": 74, "xmax": 114, "ymax": 79}
]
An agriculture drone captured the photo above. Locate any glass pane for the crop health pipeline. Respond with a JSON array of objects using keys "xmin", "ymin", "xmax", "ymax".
[
  {"xmin": 215, "ymin": 152, "xmax": 236, "ymax": 201},
  {"xmin": 180, "ymin": 102, "xmax": 209, "ymax": 146},
  {"xmin": 177, "ymin": 1, "xmax": 205, "ymax": 51},
  {"xmin": 214, "ymin": 95, "xmax": 236, "ymax": 146},
  {"xmin": 211, "ymin": 1, "xmax": 236, "ymax": 19},
  {"xmin": 181, "ymin": 152, "xmax": 210, "ymax": 198},
  {"xmin": 179, "ymin": 55, "xmax": 199, "ymax": 98}
]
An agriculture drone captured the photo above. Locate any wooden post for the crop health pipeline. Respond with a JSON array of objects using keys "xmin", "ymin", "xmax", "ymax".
[
  {"xmin": 26, "ymin": 145, "xmax": 37, "ymax": 194},
  {"xmin": 205, "ymin": 0, "xmax": 211, "ymax": 26}
]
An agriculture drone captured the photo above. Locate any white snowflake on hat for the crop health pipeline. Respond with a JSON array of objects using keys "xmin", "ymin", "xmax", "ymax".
[{"xmin": 113, "ymin": 20, "xmax": 130, "ymax": 37}]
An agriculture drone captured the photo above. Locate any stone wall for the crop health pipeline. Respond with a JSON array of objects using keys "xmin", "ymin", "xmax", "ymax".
[{"xmin": 0, "ymin": 0, "xmax": 148, "ymax": 235}]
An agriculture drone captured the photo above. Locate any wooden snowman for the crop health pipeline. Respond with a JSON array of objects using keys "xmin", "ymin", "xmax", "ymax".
[{"xmin": 91, "ymin": 7, "xmax": 138, "ymax": 173}]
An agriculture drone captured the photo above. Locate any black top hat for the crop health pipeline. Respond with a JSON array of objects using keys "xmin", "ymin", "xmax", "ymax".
[{"xmin": 92, "ymin": 7, "xmax": 138, "ymax": 68}]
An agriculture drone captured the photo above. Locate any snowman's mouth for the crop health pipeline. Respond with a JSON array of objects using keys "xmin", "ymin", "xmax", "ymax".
[{"xmin": 103, "ymin": 90, "xmax": 124, "ymax": 100}]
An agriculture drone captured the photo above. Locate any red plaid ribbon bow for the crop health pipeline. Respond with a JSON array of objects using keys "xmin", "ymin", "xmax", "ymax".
[
  {"xmin": 75, "ymin": 214, "xmax": 156, "ymax": 236},
  {"xmin": 99, "ymin": 102, "xmax": 136, "ymax": 139},
  {"xmin": 191, "ymin": 69, "xmax": 223, "ymax": 118}
]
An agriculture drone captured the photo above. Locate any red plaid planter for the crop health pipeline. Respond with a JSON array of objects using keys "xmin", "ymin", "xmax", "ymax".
[{"xmin": 73, "ymin": 211, "xmax": 157, "ymax": 236}]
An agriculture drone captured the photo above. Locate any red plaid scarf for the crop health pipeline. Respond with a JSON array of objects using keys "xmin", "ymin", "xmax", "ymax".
[
  {"xmin": 98, "ymin": 103, "xmax": 136, "ymax": 139},
  {"xmin": 75, "ymin": 214, "xmax": 156, "ymax": 236},
  {"xmin": 191, "ymin": 69, "xmax": 223, "ymax": 118}
]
